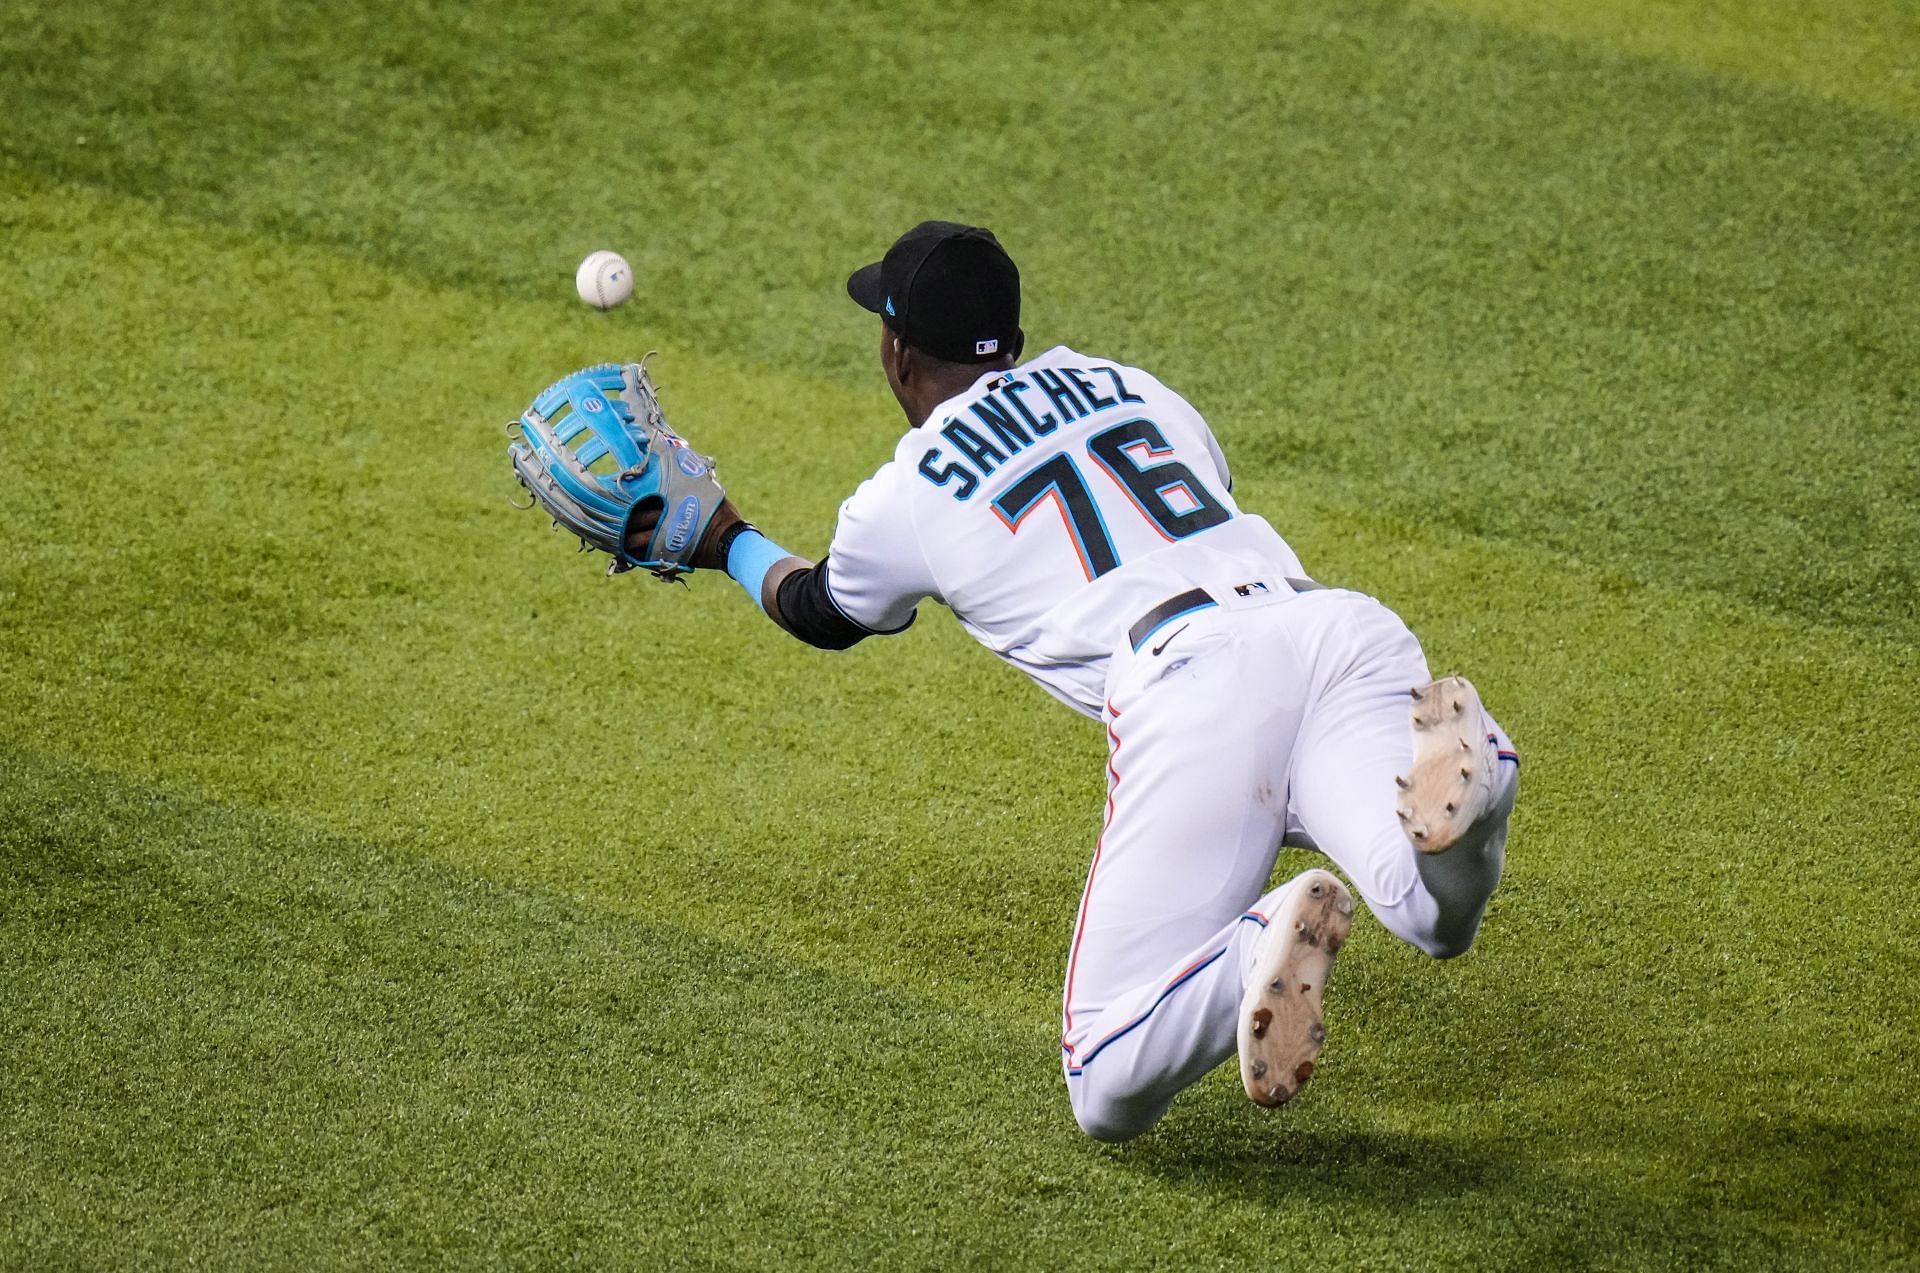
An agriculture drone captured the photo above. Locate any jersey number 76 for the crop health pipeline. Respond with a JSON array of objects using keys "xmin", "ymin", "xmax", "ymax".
[{"xmin": 990, "ymin": 418, "xmax": 1229, "ymax": 580}]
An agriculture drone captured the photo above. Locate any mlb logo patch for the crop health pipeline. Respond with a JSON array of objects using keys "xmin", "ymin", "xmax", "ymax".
[{"xmin": 975, "ymin": 338, "xmax": 999, "ymax": 356}]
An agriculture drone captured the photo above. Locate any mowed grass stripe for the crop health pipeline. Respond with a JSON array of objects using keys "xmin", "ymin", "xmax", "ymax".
[
  {"xmin": 1416, "ymin": 0, "xmax": 1920, "ymax": 119},
  {"xmin": 3, "ymin": 171, "xmax": 1917, "ymax": 1266},
  {"xmin": 0, "ymin": 744, "xmax": 1099, "ymax": 1270},
  {"xmin": 2, "ymin": 746, "xmax": 1910, "ymax": 1271},
  {"xmin": 2, "ymin": 0, "xmax": 1915, "ymax": 640}
]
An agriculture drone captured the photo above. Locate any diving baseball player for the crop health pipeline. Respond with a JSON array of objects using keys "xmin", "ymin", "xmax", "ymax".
[{"xmin": 507, "ymin": 221, "xmax": 1520, "ymax": 1141}]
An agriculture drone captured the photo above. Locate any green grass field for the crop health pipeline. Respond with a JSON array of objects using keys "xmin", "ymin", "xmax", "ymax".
[{"xmin": 3, "ymin": 0, "xmax": 1916, "ymax": 1266}]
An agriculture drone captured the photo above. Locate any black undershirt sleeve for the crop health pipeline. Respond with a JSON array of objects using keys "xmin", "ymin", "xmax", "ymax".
[{"xmin": 773, "ymin": 561, "xmax": 876, "ymax": 651}]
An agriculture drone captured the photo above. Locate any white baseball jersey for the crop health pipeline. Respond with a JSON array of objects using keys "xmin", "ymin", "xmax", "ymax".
[
  {"xmin": 822, "ymin": 345, "xmax": 1308, "ymax": 716},
  {"xmin": 802, "ymin": 341, "xmax": 1516, "ymax": 1141}
]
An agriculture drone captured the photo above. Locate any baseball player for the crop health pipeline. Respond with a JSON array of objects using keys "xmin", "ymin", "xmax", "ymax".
[{"xmin": 509, "ymin": 221, "xmax": 1520, "ymax": 1141}]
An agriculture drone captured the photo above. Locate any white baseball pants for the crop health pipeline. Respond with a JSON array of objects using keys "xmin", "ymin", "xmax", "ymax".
[{"xmin": 1060, "ymin": 585, "xmax": 1518, "ymax": 1141}]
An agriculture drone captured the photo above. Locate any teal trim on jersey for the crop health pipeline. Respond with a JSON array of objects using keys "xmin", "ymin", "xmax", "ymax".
[{"xmin": 726, "ymin": 528, "xmax": 793, "ymax": 612}]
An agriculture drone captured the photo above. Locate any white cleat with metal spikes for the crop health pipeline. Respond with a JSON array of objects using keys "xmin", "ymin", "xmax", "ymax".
[
  {"xmin": 1395, "ymin": 675, "xmax": 1500, "ymax": 854},
  {"xmin": 1237, "ymin": 869, "xmax": 1354, "ymax": 1108}
]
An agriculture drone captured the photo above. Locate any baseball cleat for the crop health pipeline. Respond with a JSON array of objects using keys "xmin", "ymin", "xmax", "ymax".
[
  {"xmin": 1238, "ymin": 868, "xmax": 1353, "ymax": 1108},
  {"xmin": 1397, "ymin": 676, "xmax": 1499, "ymax": 854}
]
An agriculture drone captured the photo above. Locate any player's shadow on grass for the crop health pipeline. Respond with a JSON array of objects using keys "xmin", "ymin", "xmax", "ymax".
[
  {"xmin": 1120, "ymin": 1122, "xmax": 1518, "ymax": 1206},
  {"xmin": 1116, "ymin": 1108, "xmax": 1918, "ymax": 1259}
]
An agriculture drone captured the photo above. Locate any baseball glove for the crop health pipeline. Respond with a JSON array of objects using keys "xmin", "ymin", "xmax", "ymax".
[{"xmin": 506, "ymin": 358, "xmax": 725, "ymax": 581}]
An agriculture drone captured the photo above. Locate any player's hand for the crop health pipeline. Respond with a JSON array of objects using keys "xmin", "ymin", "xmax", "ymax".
[{"xmin": 627, "ymin": 497, "xmax": 745, "ymax": 573}]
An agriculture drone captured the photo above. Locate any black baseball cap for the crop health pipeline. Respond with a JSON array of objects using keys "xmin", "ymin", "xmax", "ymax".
[{"xmin": 846, "ymin": 221, "xmax": 1022, "ymax": 363}]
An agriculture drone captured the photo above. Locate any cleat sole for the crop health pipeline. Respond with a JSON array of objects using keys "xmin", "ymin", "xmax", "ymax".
[
  {"xmin": 1238, "ymin": 869, "xmax": 1353, "ymax": 1108},
  {"xmin": 1396, "ymin": 676, "xmax": 1498, "ymax": 854}
]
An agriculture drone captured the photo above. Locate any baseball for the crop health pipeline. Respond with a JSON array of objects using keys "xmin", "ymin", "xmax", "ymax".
[{"xmin": 575, "ymin": 250, "xmax": 634, "ymax": 310}]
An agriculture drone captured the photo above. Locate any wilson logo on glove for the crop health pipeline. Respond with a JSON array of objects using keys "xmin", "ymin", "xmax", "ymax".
[{"xmin": 665, "ymin": 496, "xmax": 703, "ymax": 553}]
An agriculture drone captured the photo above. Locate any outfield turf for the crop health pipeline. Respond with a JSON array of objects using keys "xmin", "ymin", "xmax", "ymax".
[{"xmin": 2, "ymin": 0, "xmax": 1916, "ymax": 1267}]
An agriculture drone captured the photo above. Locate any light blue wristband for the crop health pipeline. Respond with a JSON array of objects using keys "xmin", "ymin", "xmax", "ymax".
[{"xmin": 726, "ymin": 529, "xmax": 794, "ymax": 613}]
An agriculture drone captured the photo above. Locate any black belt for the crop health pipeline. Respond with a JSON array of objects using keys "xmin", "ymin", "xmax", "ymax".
[
  {"xmin": 1127, "ymin": 578, "xmax": 1326, "ymax": 652},
  {"xmin": 1128, "ymin": 588, "xmax": 1215, "ymax": 651}
]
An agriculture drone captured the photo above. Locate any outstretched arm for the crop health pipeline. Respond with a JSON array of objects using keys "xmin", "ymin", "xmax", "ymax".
[
  {"xmin": 628, "ymin": 500, "xmax": 877, "ymax": 650},
  {"xmin": 506, "ymin": 360, "xmax": 910, "ymax": 647}
]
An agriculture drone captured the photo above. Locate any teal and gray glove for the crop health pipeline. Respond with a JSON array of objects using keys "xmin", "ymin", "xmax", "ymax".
[{"xmin": 507, "ymin": 359, "xmax": 726, "ymax": 581}]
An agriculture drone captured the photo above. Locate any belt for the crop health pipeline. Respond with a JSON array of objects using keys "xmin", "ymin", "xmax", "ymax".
[{"xmin": 1126, "ymin": 578, "xmax": 1326, "ymax": 652}]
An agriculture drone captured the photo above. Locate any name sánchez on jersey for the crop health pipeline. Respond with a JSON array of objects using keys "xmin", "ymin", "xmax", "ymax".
[{"xmin": 917, "ymin": 364, "xmax": 1145, "ymax": 501}]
